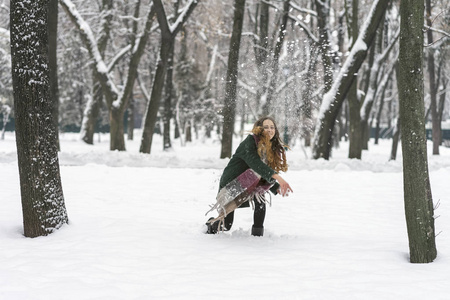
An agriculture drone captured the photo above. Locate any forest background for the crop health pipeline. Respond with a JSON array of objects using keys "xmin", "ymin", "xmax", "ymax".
[{"xmin": 0, "ymin": 0, "xmax": 448, "ymax": 160}]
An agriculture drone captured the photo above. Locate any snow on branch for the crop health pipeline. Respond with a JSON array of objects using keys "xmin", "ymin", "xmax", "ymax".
[
  {"xmin": 317, "ymin": 0, "xmax": 380, "ymax": 121},
  {"xmin": 107, "ymin": 45, "xmax": 132, "ymax": 72},
  {"xmin": 169, "ymin": 0, "xmax": 199, "ymax": 35},
  {"xmin": 59, "ymin": 0, "xmax": 120, "ymax": 97},
  {"xmin": 287, "ymin": 14, "xmax": 319, "ymax": 44},
  {"xmin": 237, "ymin": 79, "xmax": 256, "ymax": 96},
  {"xmin": 289, "ymin": 2, "xmax": 317, "ymax": 17},
  {"xmin": 424, "ymin": 25, "xmax": 450, "ymax": 49},
  {"xmin": 312, "ymin": 0, "xmax": 390, "ymax": 159},
  {"xmin": 264, "ymin": 1, "xmax": 319, "ymax": 45},
  {"xmin": 360, "ymin": 30, "xmax": 399, "ymax": 121}
]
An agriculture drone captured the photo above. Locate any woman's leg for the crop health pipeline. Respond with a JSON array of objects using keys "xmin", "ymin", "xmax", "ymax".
[
  {"xmin": 253, "ymin": 201, "xmax": 266, "ymax": 227},
  {"xmin": 206, "ymin": 211, "xmax": 234, "ymax": 234},
  {"xmin": 252, "ymin": 199, "xmax": 266, "ymax": 236},
  {"xmin": 224, "ymin": 210, "xmax": 234, "ymax": 231}
]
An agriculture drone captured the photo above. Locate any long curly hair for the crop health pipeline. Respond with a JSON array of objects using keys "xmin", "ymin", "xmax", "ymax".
[{"xmin": 251, "ymin": 116, "xmax": 289, "ymax": 173}]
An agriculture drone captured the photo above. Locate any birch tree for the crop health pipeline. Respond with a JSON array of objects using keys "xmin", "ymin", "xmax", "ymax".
[{"xmin": 11, "ymin": 0, "xmax": 69, "ymax": 237}]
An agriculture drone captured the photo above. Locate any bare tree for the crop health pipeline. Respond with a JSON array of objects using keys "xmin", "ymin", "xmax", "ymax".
[
  {"xmin": 220, "ymin": 0, "xmax": 246, "ymax": 159},
  {"xmin": 312, "ymin": 0, "xmax": 390, "ymax": 160},
  {"xmin": 60, "ymin": 0, "xmax": 156, "ymax": 151},
  {"xmin": 425, "ymin": 0, "xmax": 441, "ymax": 155},
  {"xmin": 139, "ymin": 0, "xmax": 198, "ymax": 154},
  {"xmin": 79, "ymin": 0, "xmax": 114, "ymax": 145},
  {"xmin": 11, "ymin": 0, "xmax": 69, "ymax": 237},
  {"xmin": 398, "ymin": 0, "xmax": 437, "ymax": 263},
  {"xmin": 261, "ymin": 0, "xmax": 290, "ymax": 116}
]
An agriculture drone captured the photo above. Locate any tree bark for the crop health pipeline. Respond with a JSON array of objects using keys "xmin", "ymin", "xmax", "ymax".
[
  {"xmin": 163, "ymin": 41, "xmax": 175, "ymax": 150},
  {"xmin": 346, "ymin": 0, "xmax": 362, "ymax": 159},
  {"xmin": 398, "ymin": 0, "xmax": 437, "ymax": 263},
  {"xmin": 140, "ymin": 0, "xmax": 197, "ymax": 154},
  {"xmin": 140, "ymin": 39, "xmax": 171, "ymax": 154},
  {"xmin": 220, "ymin": 0, "xmax": 246, "ymax": 158},
  {"xmin": 162, "ymin": 0, "xmax": 180, "ymax": 151},
  {"xmin": 425, "ymin": 0, "xmax": 440, "ymax": 155},
  {"xmin": 127, "ymin": 97, "xmax": 134, "ymax": 140},
  {"xmin": 79, "ymin": 0, "xmax": 113, "ymax": 145},
  {"xmin": 389, "ymin": 117, "xmax": 400, "ymax": 161},
  {"xmin": 11, "ymin": 0, "xmax": 69, "ymax": 237},
  {"xmin": 312, "ymin": 0, "xmax": 390, "ymax": 159},
  {"xmin": 81, "ymin": 82, "xmax": 102, "ymax": 144},
  {"xmin": 315, "ymin": 0, "xmax": 333, "ymax": 94},
  {"xmin": 48, "ymin": 0, "xmax": 60, "ymax": 151}
]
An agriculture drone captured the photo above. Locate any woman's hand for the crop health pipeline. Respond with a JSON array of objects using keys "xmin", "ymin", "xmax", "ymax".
[{"xmin": 272, "ymin": 174, "xmax": 293, "ymax": 197}]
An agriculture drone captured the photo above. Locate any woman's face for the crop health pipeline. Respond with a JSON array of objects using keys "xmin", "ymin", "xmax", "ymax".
[{"xmin": 262, "ymin": 119, "xmax": 276, "ymax": 140}]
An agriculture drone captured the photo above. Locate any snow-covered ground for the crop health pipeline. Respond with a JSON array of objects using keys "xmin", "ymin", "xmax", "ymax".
[{"xmin": 1, "ymin": 129, "xmax": 450, "ymax": 300}]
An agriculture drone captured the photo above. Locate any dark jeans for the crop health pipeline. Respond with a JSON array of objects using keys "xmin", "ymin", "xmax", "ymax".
[{"xmin": 223, "ymin": 199, "xmax": 266, "ymax": 231}]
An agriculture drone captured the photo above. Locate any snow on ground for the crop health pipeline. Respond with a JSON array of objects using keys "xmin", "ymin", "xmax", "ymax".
[{"xmin": 1, "ymin": 130, "xmax": 450, "ymax": 300}]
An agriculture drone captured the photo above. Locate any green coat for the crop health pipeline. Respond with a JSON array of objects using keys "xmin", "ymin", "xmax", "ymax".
[{"xmin": 219, "ymin": 135, "xmax": 279, "ymax": 204}]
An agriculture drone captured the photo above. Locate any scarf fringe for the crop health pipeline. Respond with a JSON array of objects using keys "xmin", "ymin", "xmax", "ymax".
[
  {"xmin": 206, "ymin": 190, "xmax": 272, "ymax": 233},
  {"xmin": 205, "ymin": 168, "xmax": 274, "ymax": 233}
]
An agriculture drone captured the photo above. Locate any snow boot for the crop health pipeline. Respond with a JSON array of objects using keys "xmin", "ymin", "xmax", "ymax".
[
  {"xmin": 206, "ymin": 217, "xmax": 219, "ymax": 234},
  {"xmin": 251, "ymin": 225, "xmax": 264, "ymax": 237}
]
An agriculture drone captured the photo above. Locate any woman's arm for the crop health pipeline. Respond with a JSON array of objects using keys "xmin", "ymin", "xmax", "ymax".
[{"xmin": 271, "ymin": 173, "xmax": 293, "ymax": 197}]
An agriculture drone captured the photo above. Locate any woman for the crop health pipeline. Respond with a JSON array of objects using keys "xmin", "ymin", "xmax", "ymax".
[{"xmin": 206, "ymin": 116, "xmax": 293, "ymax": 236}]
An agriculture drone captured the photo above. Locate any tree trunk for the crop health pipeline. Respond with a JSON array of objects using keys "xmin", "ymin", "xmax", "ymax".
[
  {"xmin": 254, "ymin": 1, "xmax": 269, "ymax": 112},
  {"xmin": 127, "ymin": 97, "xmax": 134, "ymax": 140},
  {"xmin": 79, "ymin": 0, "xmax": 113, "ymax": 145},
  {"xmin": 262, "ymin": 0, "xmax": 290, "ymax": 116},
  {"xmin": 389, "ymin": 118, "xmax": 400, "ymax": 161},
  {"xmin": 11, "ymin": 0, "xmax": 69, "ymax": 237},
  {"xmin": 185, "ymin": 120, "xmax": 192, "ymax": 143},
  {"xmin": 346, "ymin": 0, "xmax": 362, "ymax": 159},
  {"xmin": 398, "ymin": 0, "xmax": 437, "ymax": 263},
  {"xmin": 312, "ymin": 0, "xmax": 390, "ymax": 159},
  {"xmin": 220, "ymin": 0, "xmax": 246, "ymax": 158},
  {"xmin": 110, "ymin": 107, "xmax": 126, "ymax": 151},
  {"xmin": 374, "ymin": 73, "xmax": 393, "ymax": 144},
  {"xmin": 360, "ymin": 17, "xmax": 386, "ymax": 151},
  {"xmin": 315, "ymin": 0, "xmax": 333, "ymax": 93},
  {"xmin": 163, "ymin": 42, "xmax": 175, "ymax": 150},
  {"xmin": 300, "ymin": 38, "xmax": 318, "ymax": 147},
  {"xmin": 140, "ymin": 39, "xmax": 172, "ymax": 154},
  {"xmin": 48, "ymin": 0, "xmax": 60, "ymax": 151},
  {"xmin": 425, "ymin": 0, "xmax": 440, "ymax": 155},
  {"xmin": 140, "ymin": 0, "xmax": 197, "ymax": 154},
  {"xmin": 81, "ymin": 81, "xmax": 102, "ymax": 144}
]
